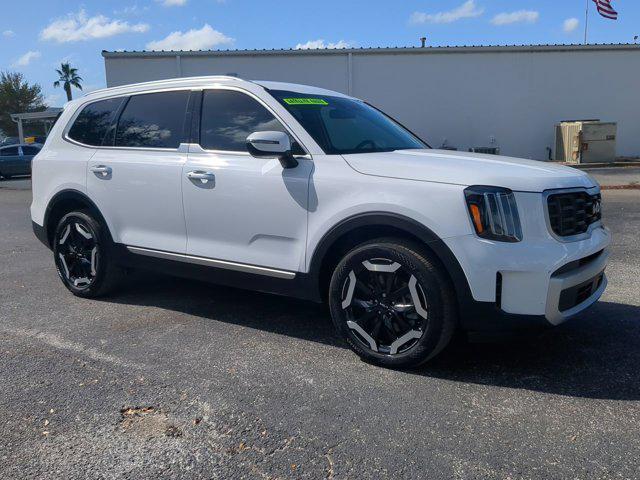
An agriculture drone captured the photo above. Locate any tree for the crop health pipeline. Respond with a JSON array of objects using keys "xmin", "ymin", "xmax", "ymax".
[
  {"xmin": 54, "ymin": 63, "xmax": 82, "ymax": 102},
  {"xmin": 0, "ymin": 71, "xmax": 46, "ymax": 137}
]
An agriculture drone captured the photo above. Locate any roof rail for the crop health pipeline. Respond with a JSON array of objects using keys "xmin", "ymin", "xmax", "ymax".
[{"xmin": 83, "ymin": 75, "xmax": 247, "ymax": 98}]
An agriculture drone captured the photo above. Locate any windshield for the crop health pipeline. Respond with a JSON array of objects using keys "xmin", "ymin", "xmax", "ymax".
[{"xmin": 269, "ymin": 90, "xmax": 428, "ymax": 155}]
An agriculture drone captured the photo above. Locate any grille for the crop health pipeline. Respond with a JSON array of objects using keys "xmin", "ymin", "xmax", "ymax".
[{"xmin": 547, "ymin": 191, "xmax": 601, "ymax": 237}]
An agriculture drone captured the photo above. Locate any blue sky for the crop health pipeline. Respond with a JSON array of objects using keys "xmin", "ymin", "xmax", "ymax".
[{"xmin": 1, "ymin": 0, "xmax": 637, "ymax": 107}]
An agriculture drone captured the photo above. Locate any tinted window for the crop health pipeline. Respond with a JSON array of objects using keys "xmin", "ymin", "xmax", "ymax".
[
  {"xmin": 68, "ymin": 98, "xmax": 124, "ymax": 146},
  {"xmin": 115, "ymin": 91, "xmax": 189, "ymax": 149},
  {"xmin": 200, "ymin": 89, "xmax": 300, "ymax": 153},
  {"xmin": 22, "ymin": 146, "xmax": 40, "ymax": 155},
  {"xmin": 270, "ymin": 90, "xmax": 426, "ymax": 155},
  {"xmin": 1, "ymin": 147, "xmax": 19, "ymax": 156}
]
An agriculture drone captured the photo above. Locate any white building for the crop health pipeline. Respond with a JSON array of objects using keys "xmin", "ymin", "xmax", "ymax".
[{"xmin": 102, "ymin": 44, "xmax": 640, "ymax": 160}]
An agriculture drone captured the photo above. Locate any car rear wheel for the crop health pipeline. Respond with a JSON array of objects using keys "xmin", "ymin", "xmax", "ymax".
[
  {"xmin": 53, "ymin": 210, "xmax": 123, "ymax": 298},
  {"xmin": 329, "ymin": 238, "xmax": 457, "ymax": 368}
]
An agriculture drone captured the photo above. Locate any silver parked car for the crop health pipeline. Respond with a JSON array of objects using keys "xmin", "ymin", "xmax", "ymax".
[{"xmin": 0, "ymin": 144, "xmax": 41, "ymax": 179}]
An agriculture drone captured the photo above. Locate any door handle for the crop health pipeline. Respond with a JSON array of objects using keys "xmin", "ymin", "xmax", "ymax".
[
  {"xmin": 187, "ymin": 170, "xmax": 216, "ymax": 187},
  {"xmin": 90, "ymin": 165, "xmax": 112, "ymax": 178},
  {"xmin": 187, "ymin": 171, "xmax": 215, "ymax": 181}
]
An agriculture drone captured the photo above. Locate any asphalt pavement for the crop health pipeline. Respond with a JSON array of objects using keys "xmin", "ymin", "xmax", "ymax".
[{"xmin": 1, "ymin": 178, "xmax": 639, "ymax": 479}]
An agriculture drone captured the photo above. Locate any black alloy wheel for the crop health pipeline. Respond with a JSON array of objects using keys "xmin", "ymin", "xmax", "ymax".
[
  {"xmin": 53, "ymin": 210, "xmax": 123, "ymax": 297},
  {"xmin": 55, "ymin": 218, "xmax": 99, "ymax": 290},
  {"xmin": 329, "ymin": 239, "xmax": 456, "ymax": 368},
  {"xmin": 340, "ymin": 257, "xmax": 428, "ymax": 355}
]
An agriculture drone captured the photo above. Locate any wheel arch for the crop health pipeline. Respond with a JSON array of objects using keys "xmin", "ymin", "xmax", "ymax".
[
  {"xmin": 309, "ymin": 212, "xmax": 473, "ymax": 308},
  {"xmin": 43, "ymin": 189, "xmax": 112, "ymax": 248}
]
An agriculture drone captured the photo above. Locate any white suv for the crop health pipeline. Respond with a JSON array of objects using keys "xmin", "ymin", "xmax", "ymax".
[{"xmin": 31, "ymin": 76, "xmax": 610, "ymax": 368}]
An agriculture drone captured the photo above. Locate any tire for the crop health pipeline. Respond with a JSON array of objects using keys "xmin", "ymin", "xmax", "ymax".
[
  {"xmin": 52, "ymin": 210, "xmax": 123, "ymax": 298},
  {"xmin": 329, "ymin": 238, "xmax": 457, "ymax": 368}
]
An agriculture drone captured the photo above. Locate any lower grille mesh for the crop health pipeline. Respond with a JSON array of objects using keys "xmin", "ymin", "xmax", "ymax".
[{"xmin": 558, "ymin": 272, "xmax": 604, "ymax": 312}]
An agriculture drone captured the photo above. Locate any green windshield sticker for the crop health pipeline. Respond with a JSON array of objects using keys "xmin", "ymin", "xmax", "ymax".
[{"xmin": 283, "ymin": 98, "xmax": 328, "ymax": 106}]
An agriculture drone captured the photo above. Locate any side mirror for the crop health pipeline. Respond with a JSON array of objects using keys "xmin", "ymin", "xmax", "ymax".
[{"xmin": 246, "ymin": 131, "xmax": 298, "ymax": 169}]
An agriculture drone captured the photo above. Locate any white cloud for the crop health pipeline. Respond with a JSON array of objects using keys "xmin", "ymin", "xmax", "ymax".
[
  {"xmin": 3, "ymin": 30, "xmax": 15, "ymax": 37},
  {"xmin": 13, "ymin": 51, "xmax": 41, "ymax": 67},
  {"xmin": 146, "ymin": 24, "xmax": 233, "ymax": 51},
  {"xmin": 491, "ymin": 10, "xmax": 539, "ymax": 26},
  {"xmin": 410, "ymin": 0, "xmax": 484, "ymax": 24},
  {"xmin": 563, "ymin": 17, "xmax": 580, "ymax": 33},
  {"xmin": 295, "ymin": 39, "xmax": 351, "ymax": 50},
  {"xmin": 40, "ymin": 9, "xmax": 149, "ymax": 43},
  {"xmin": 158, "ymin": 0, "xmax": 187, "ymax": 6}
]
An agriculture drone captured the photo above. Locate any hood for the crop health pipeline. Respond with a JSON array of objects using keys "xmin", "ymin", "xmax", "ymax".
[{"xmin": 342, "ymin": 149, "xmax": 597, "ymax": 193}]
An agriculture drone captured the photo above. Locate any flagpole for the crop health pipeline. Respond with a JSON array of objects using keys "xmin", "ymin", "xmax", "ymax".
[{"xmin": 584, "ymin": 0, "xmax": 589, "ymax": 44}]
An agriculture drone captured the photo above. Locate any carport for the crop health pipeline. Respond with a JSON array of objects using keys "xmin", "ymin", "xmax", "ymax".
[{"xmin": 10, "ymin": 108, "xmax": 63, "ymax": 143}]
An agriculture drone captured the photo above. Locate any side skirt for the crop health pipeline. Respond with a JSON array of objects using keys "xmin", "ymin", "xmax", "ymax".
[
  {"xmin": 126, "ymin": 245, "xmax": 296, "ymax": 280},
  {"xmin": 112, "ymin": 244, "xmax": 322, "ymax": 303}
]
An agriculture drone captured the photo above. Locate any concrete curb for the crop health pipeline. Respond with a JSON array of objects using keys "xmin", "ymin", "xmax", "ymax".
[{"xmin": 562, "ymin": 162, "xmax": 640, "ymax": 169}]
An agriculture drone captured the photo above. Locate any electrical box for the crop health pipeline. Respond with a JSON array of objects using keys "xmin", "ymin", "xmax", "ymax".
[{"xmin": 555, "ymin": 120, "xmax": 617, "ymax": 163}]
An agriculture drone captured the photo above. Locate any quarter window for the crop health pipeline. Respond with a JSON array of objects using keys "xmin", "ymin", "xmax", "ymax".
[
  {"xmin": 115, "ymin": 91, "xmax": 189, "ymax": 149},
  {"xmin": 200, "ymin": 89, "xmax": 302, "ymax": 154},
  {"xmin": 67, "ymin": 97, "xmax": 124, "ymax": 146}
]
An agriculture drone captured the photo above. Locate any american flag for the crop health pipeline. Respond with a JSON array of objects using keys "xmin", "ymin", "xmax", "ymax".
[{"xmin": 592, "ymin": 0, "xmax": 618, "ymax": 20}]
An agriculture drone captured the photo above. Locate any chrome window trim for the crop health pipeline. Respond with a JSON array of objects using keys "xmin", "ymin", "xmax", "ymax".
[
  {"xmin": 64, "ymin": 136, "xmax": 182, "ymax": 153},
  {"xmin": 126, "ymin": 245, "xmax": 297, "ymax": 280},
  {"xmin": 185, "ymin": 143, "xmax": 312, "ymax": 160},
  {"xmin": 542, "ymin": 185, "xmax": 603, "ymax": 243}
]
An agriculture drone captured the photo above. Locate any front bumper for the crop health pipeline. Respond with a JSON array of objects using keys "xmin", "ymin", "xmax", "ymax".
[
  {"xmin": 545, "ymin": 248, "xmax": 608, "ymax": 325},
  {"xmin": 445, "ymin": 220, "xmax": 611, "ymax": 331}
]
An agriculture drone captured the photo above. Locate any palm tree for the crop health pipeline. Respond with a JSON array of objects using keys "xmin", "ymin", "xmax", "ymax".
[{"xmin": 53, "ymin": 63, "xmax": 82, "ymax": 102}]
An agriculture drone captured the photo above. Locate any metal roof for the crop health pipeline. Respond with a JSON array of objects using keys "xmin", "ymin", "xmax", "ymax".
[
  {"xmin": 102, "ymin": 43, "xmax": 640, "ymax": 58},
  {"xmin": 10, "ymin": 108, "xmax": 63, "ymax": 121}
]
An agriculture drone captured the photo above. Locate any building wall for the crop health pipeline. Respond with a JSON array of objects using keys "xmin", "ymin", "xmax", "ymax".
[{"xmin": 104, "ymin": 47, "xmax": 640, "ymax": 160}]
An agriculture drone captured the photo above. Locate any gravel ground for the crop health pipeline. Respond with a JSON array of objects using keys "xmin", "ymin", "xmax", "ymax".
[{"xmin": 1, "ymin": 179, "xmax": 639, "ymax": 479}]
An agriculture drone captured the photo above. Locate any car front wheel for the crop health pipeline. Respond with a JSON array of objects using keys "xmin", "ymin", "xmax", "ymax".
[{"xmin": 329, "ymin": 238, "xmax": 457, "ymax": 368}]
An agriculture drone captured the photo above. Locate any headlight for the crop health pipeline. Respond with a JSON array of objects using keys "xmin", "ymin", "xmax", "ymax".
[{"xmin": 464, "ymin": 186, "xmax": 522, "ymax": 242}]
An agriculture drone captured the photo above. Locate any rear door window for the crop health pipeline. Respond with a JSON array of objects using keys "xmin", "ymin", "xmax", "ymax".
[
  {"xmin": 115, "ymin": 91, "xmax": 189, "ymax": 149},
  {"xmin": 67, "ymin": 97, "xmax": 124, "ymax": 146}
]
